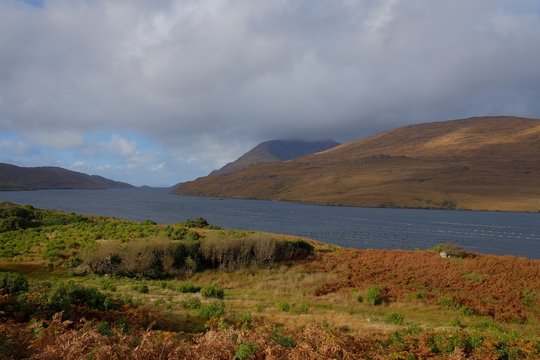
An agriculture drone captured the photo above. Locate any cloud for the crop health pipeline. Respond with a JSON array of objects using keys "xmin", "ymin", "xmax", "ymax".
[
  {"xmin": 101, "ymin": 135, "xmax": 138, "ymax": 157},
  {"xmin": 0, "ymin": 0, "xmax": 539, "ymax": 185},
  {"xmin": 0, "ymin": 138, "xmax": 38, "ymax": 157},
  {"xmin": 24, "ymin": 131, "xmax": 84, "ymax": 150}
]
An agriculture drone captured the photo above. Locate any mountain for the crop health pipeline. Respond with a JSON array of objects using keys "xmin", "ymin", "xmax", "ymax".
[
  {"xmin": 210, "ymin": 139, "xmax": 339, "ymax": 175},
  {"xmin": 175, "ymin": 116, "xmax": 540, "ymax": 212},
  {"xmin": 0, "ymin": 163, "xmax": 134, "ymax": 191}
]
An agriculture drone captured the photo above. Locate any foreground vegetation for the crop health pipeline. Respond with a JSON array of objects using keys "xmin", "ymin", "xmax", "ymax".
[{"xmin": 1, "ymin": 202, "xmax": 539, "ymax": 359}]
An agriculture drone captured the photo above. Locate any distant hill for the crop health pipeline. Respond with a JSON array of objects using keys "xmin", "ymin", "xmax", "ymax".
[
  {"xmin": 211, "ymin": 139, "xmax": 339, "ymax": 175},
  {"xmin": 0, "ymin": 163, "xmax": 134, "ymax": 191},
  {"xmin": 175, "ymin": 116, "xmax": 540, "ymax": 212}
]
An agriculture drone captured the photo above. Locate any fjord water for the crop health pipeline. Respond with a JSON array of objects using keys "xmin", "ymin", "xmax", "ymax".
[{"xmin": 1, "ymin": 188, "xmax": 539, "ymax": 259}]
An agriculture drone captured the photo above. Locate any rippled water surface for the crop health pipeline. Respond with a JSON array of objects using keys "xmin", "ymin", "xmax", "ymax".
[{"xmin": 1, "ymin": 188, "xmax": 539, "ymax": 258}]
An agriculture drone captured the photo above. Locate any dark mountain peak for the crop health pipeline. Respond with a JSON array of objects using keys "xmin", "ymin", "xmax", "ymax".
[{"xmin": 210, "ymin": 139, "xmax": 339, "ymax": 175}]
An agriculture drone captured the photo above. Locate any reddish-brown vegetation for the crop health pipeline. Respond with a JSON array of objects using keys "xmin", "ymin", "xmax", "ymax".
[{"xmin": 315, "ymin": 249, "xmax": 540, "ymax": 322}]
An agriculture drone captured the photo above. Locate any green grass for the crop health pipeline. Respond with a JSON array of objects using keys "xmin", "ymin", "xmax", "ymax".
[{"xmin": 0, "ymin": 205, "xmax": 538, "ymax": 358}]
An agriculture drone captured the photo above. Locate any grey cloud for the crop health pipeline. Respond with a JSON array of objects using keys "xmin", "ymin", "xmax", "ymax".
[{"xmin": 0, "ymin": 0, "xmax": 539, "ymax": 184}]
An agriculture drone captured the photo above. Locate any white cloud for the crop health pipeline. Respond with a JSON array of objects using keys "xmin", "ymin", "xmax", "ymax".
[
  {"xmin": 0, "ymin": 0, "xmax": 539, "ymax": 185},
  {"xmin": 24, "ymin": 131, "xmax": 84, "ymax": 150},
  {"xmin": 0, "ymin": 138, "xmax": 38, "ymax": 156},
  {"xmin": 101, "ymin": 135, "xmax": 138, "ymax": 157}
]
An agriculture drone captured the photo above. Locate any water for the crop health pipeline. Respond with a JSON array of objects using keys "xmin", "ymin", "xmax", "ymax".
[{"xmin": 1, "ymin": 188, "xmax": 539, "ymax": 259}]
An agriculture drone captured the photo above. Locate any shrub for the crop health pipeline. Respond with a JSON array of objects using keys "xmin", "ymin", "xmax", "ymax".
[
  {"xmin": 0, "ymin": 272, "xmax": 29, "ymax": 295},
  {"xmin": 84, "ymin": 239, "xmax": 201, "ymax": 279},
  {"xmin": 69, "ymin": 256, "xmax": 83, "ymax": 268},
  {"xmin": 44, "ymin": 281, "xmax": 112, "ymax": 315},
  {"xmin": 198, "ymin": 301, "xmax": 224, "ymax": 319},
  {"xmin": 117, "ymin": 317, "xmax": 132, "ymax": 335},
  {"xmin": 438, "ymin": 295, "xmax": 459, "ymax": 310},
  {"xmin": 200, "ymin": 234, "xmax": 313, "ymax": 270},
  {"xmin": 277, "ymin": 301, "xmax": 291, "ymax": 312},
  {"xmin": 460, "ymin": 307, "xmax": 473, "ymax": 316},
  {"xmin": 183, "ymin": 217, "xmax": 217, "ymax": 229},
  {"xmin": 385, "ymin": 312, "xmax": 405, "ymax": 325},
  {"xmin": 364, "ymin": 286, "xmax": 383, "ymax": 305},
  {"xmin": 201, "ymin": 284, "xmax": 224, "ymax": 299},
  {"xmin": 97, "ymin": 321, "xmax": 114, "ymax": 336},
  {"xmin": 275, "ymin": 240, "xmax": 314, "ymax": 261},
  {"xmin": 133, "ymin": 284, "xmax": 149, "ymax": 294},
  {"xmin": 180, "ymin": 297, "xmax": 201, "ymax": 310},
  {"xmin": 233, "ymin": 312, "xmax": 253, "ymax": 330},
  {"xmin": 432, "ymin": 243, "xmax": 467, "ymax": 258},
  {"xmin": 164, "ymin": 226, "xmax": 200, "ymax": 241},
  {"xmin": 272, "ymin": 327, "xmax": 296, "ymax": 348},
  {"xmin": 234, "ymin": 341, "xmax": 257, "ymax": 360},
  {"xmin": 177, "ymin": 283, "xmax": 201, "ymax": 293}
]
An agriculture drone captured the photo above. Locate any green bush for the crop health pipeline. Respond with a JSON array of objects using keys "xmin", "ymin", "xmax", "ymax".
[
  {"xmin": 163, "ymin": 226, "xmax": 200, "ymax": 241},
  {"xmin": 180, "ymin": 297, "xmax": 201, "ymax": 310},
  {"xmin": 233, "ymin": 312, "xmax": 253, "ymax": 330},
  {"xmin": 198, "ymin": 301, "xmax": 224, "ymax": 319},
  {"xmin": 271, "ymin": 328, "xmax": 296, "ymax": 348},
  {"xmin": 385, "ymin": 312, "xmax": 405, "ymax": 325},
  {"xmin": 69, "ymin": 256, "xmax": 83, "ymax": 268},
  {"xmin": 438, "ymin": 295, "xmax": 459, "ymax": 310},
  {"xmin": 460, "ymin": 307, "xmax": 473, "ymax": 316},
  {"xmin": 0, "ymin": 205, "xmax": 88, "ymax": 234},
  {"xmin": 277, "ymin": 301, "xmax": 291, "ymax": 312},
  {"xmin": 0, "ymin": 272, "xmax": 29, "ymax": 295},
  {"xmin": 133, "ymin": 284, "xmax": 149, "ymax": 294},
  {"xmin": 201, "ymin": 284, "xmax": 224, "ymax": 299},
  {"xmin": 44, "ymin": 281, "xmax": 113, "ymax": 315},
  {"xmin": 177, "ymin": 283, "xmax": 201, "ymax": 293},
  {"xmin": 364, "ymin": 286, "xmax": 383, "ymax": 305},
  {"xmin": 234, "ymin": 341, "xmax": 257, "ymax": 360},
  {"xmin": 97, "ymin": 321, "xmax": 114, "ymax": 336},
  {"xmin": 183, "ymin": 217, "xmax": 215, "ymax": 229}
]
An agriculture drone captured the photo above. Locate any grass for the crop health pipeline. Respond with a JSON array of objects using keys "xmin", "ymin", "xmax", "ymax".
[{"xmin": 0, "ymin": 205, "xmax": 539, "ymax": 358}]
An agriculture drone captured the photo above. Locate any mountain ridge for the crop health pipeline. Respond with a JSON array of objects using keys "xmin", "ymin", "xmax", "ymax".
[
  {"xmin": 175, "ymin": 116, "xmax": 540, "ymax": 212},
  {"xmin": 0, "ymin": 163, "xmax": 134, "ymax": 191},
  {"xmin": 211, "ymin": 139, "xmax": 339, "ymax": 175}
]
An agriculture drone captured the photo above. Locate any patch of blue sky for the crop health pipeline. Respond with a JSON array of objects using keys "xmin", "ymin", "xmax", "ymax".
[
  {"xmin": 497, "ymin": 2, "xmax": 540, "ymax": 15},
  {"xmin": 84, "ymin": 132, "xmax": 158, "ymax": 151},
  {"xmin": 22, "ymin": 0, "xmax": 44, "ymax": 8}
]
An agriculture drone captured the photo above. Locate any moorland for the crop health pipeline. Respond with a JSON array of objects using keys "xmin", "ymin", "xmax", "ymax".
[
  {"xmin": 0, "ymin": 202, "xmax": 539, "ymax": 359},
  {"xmin": 176, "ymin": 116, "xmax": 540, "ymax": 212}
]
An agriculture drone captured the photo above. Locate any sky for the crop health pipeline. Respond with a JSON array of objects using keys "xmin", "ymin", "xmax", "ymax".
[{"xmin": 1, "ymin": 0, "xmax": 540, "ymax": 187}]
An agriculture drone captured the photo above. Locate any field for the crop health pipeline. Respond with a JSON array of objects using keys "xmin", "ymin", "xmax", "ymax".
[{"xmin": 1, "ymin": 203, "xmax": 539, "ymax": 359}]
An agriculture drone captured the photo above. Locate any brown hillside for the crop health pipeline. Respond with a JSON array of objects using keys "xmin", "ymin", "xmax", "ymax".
[
  {"xmin": 175, "ymin": 116, "xmax": 540, "ymax": 212},
  {"xmin": 0, "ymin": 163, "xmax": 134, "ymax": 191}
]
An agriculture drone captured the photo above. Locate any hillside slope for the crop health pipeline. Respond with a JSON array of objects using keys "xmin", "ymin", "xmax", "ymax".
[
  {"xmin": 175, "ymin": 116, "xmax": 540, "ymax": 212},
  {"xmin": 0, "ymin": 163, "xmax": 134, "ymax": 190},
  {"xmin": 211, "ymin": 139, "xmax": 339, "ymax": 175}
]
